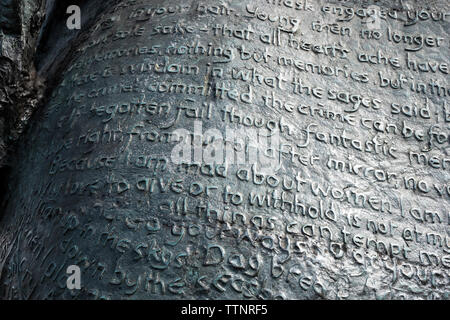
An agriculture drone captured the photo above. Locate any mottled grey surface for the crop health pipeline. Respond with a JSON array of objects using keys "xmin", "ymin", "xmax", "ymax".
[
  {"xmin": 0, "ymin": 0, "xmax": 45, "ymax": 167},
  {"xmin": 0, "ymin": 0, "xmax": 449, "ymax": 300}
]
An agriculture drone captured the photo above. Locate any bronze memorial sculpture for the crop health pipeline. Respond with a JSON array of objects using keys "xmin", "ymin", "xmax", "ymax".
[{"xmin": 0, "ymin": 0, "xmax": 448, "ymax": 299}]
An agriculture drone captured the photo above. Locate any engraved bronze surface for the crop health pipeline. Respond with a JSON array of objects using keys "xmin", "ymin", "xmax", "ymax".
[{"xmin": 0, "ymin": 0, "xmax": 449, "ymax": 299}]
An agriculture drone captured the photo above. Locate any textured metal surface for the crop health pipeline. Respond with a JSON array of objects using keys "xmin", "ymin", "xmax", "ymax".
[
  {"xmin": 0, "ymin": 0, "xmax": 45, "ymax": 169},
  {"xmin": 0, "ymin": 0, "xmax": 449, "ymax": 299}
]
